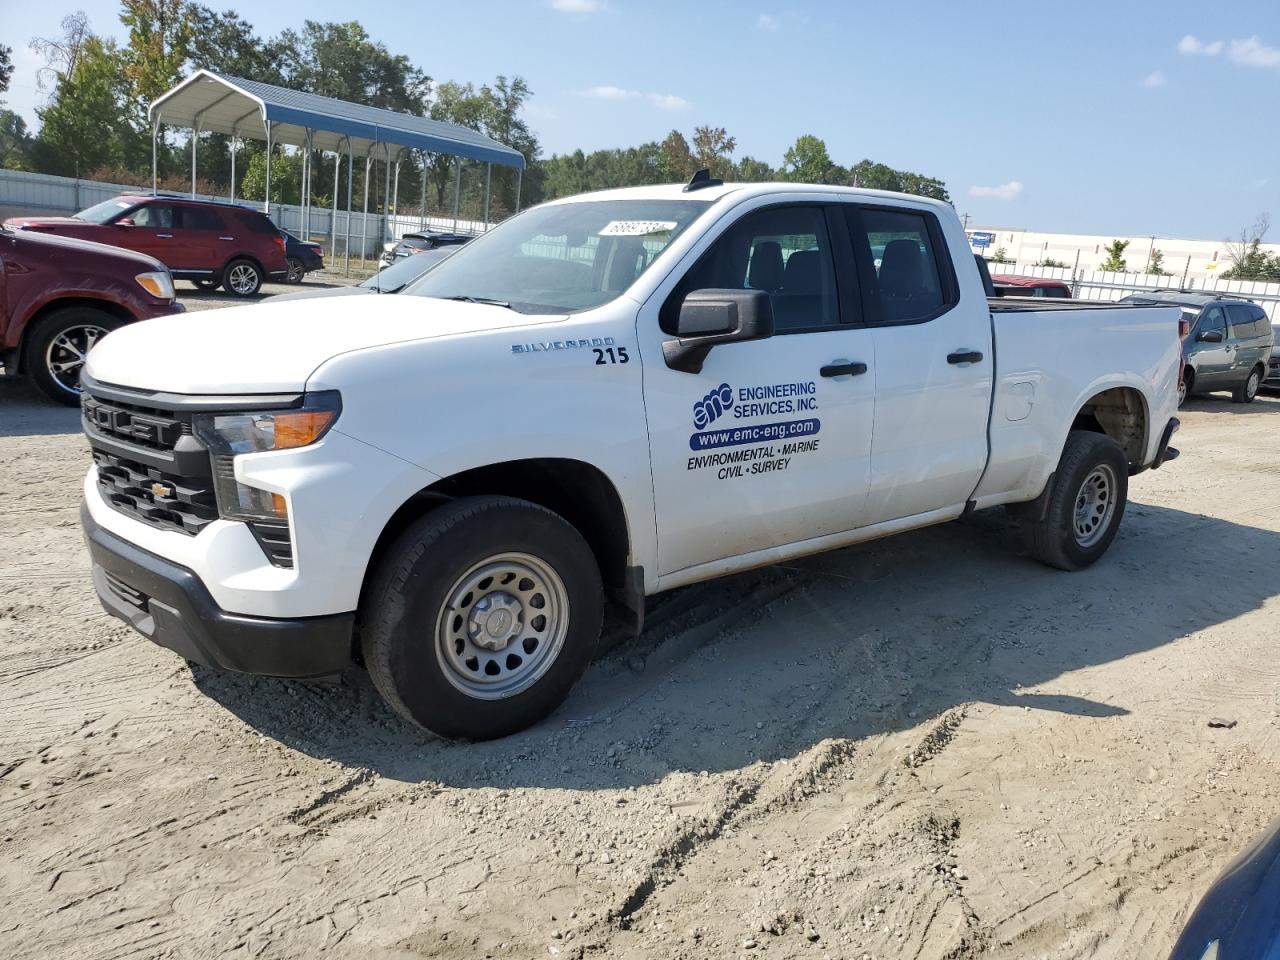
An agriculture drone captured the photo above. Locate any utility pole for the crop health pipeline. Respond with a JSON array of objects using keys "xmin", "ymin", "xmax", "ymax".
[{"xmin": 961, "ymin": 212, "xmax": 971, "ymax": 230}]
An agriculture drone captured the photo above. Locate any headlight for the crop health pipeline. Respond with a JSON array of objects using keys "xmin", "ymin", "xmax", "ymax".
[
  {"xmin": 135, "ymin": 270, "xmax": 175, "ymax": 300},
  {"xmin": 193, "ymin": 391, "xmax": 340, "ymax": 522}
]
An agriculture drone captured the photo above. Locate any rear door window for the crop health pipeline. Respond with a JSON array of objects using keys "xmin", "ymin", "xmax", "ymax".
[
  {"xmin": 181, "ymin": 207, "xmax": 222, "ymax": 231},
  {"xmin": 846, "ymin": 207, "xmax": 953, "ymax": 323},
  {"xmin": 1226, "ymin": 303, "xmax": 1259, "ymax": 340}
]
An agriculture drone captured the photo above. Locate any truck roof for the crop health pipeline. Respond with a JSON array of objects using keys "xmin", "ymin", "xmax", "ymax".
[{"xmin": 542, "ymin": 181, "xmax": 955, "ymax": 215}]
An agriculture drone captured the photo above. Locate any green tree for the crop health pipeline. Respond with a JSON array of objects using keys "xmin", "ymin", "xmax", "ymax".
[
  {"xmin": 0, "ymin": 44, "xmax": 13, "ymax": 94},
  {"xmin": 32, "ymin": 35, "xmax": 139, "ymax": 177},
  {"xmin": 1220, "ymin": 239, "xmax": 1280, "ymax": 281},
  {"xmin": 239, "ymin": 148, "xmax": 299, "ymax": 203},
  {"xmin": 1099, "ymin": 240, "xmax": 1129, "ymax": 272},
  {"xmin": 1146, "ymin": 248, "xmax": 1169, "ymax": 276},
  {"xmin": 285, "ymin": 21, "xmax": 429, "ymax": 112},
  {"xmin": 120, "ymin": 0, "xmax": 193, "ymax": 106},
  {"xmin": 1035, "ymin": 257, "xmax": 1069, "ymax": 268},
  {"xmin": 990, "ymin": 246, "xmax": 1012, "ymax": 264},
  {"xmin": 734, "ymin": 155, "xmax": 774, "ymax": 181},
  {"xmin": 0, "ymin": 109, "xmax": 33, "ymax": 169},
  {"xmin": 782, "ymin": 134, "xmax": 833, "ymax": 183},
  {"xmin": 691, "ymin": 125, "xmax": 736, "ymax": 179},
  {"xmin": 657, "ymin": 130, "xmax": 696, "ymax": 182},
  {"xmin": 849, "ymin": 159, "xmax": 949, "ymax": 201},
  {"xmin": 187, "ymin": 5, "xmax": 292, "ymax": 82}
]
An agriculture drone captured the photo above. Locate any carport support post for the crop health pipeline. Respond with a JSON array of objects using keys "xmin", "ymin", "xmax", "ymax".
[
  {"xmin": 344, "ymin": 140, "xmax": 353, "ymax": 276},
  {"xmin": 391, "ymin": 155, "xmax": 401, "ymax": 231},
  {"xmin": 483, "ymin": 162, "xmax": 491, "ymax": 231},
  {"xmin": 303, "ymin": 129, "xmax": 314, "ymax": 240},
  {"xmin": 229, "ymin": 136, "xmax": 236, "ymax": 202},
  {"xmin": 382, "ymin": 145, "xmax": 393, "ymax": 245},
  {"xmin": 451, "ymin": 157, "xmax": 461, "ymax": 233},
  {"xmin": 361, "ymin": 151, "xmax": 372, "ymax": 266},
  {"xmin": 330, "ymin": 149, "xmax": 342, "ymax": 261},
  {"xmin": 151, "ymin": 114, "xmax": 160, "ymax": 196},
  {"xmin": 419, "ymin": 151, "xmax": 427, "ymax": 230},
  {"xmin": 264, "ymin": 121, "xmax": 273, "ymax": 217},
  {"xmin": 515, "ymin": 167, "xmax": 523, "ymax": 213},
  {"xmin": 190, "ymin": 123, "xmax": 198, "ymax": 198}
]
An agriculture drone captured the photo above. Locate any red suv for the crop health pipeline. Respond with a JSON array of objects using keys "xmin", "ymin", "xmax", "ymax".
[
  {"xmin": 1, "ymin": 224, "xmax": 184, "ymax": 403},
  {"xmin": 5, "ymin": 195, "xmax": 288, "ymax": 297}
]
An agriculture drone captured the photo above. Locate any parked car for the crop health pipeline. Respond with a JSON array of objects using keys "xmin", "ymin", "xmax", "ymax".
[
  {"xmin": 281, "ymin": 231, "xmax": 325, "ymax": 284},
  {"xmin": 1118, "ymin": 291, "xmax": 1274, "ymax": 405},
  {"xmin": 271, "ymin": 247, "xmax": 459, "ymax": 303},
  {"xmin": 1168, "ymin": 816, "xmax": 1280, "ymax": 960},
  {"xmin": 0, "ymin": 223, "xmax": 182, "ymax": 403},
  {"xmin": 380, "ymin": 231, "xmax": 471, "ymax": 267},
  {"xmin": 991, "ymin": 275, "xmax": 1072, "ymax": 298},
  {"xmin": 5, "ymin": 195, "xmax": 289, "ymax": 297},
  {"xmin": 79, "ymin": 177, "xmax": 1182, "ymax": 741}
]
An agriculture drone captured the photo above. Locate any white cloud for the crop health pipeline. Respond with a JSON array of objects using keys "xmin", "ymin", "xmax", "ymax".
[
  {"xmin": 1229, "ymin": 35, "xmax": 1280, "ymax": 68},
  {"xmin": 583, "ymin": 87, "xmax": 690, "ymax": 110},
  {"xmin": 550, "ymin": 0, "xmax": 606, "ymax": 11},
  {"xmin": 1178, "ymin": 34, "xmax": 1224, "ymax": 56},
  {"xmin": 584, "ymin": 85, "xmax": 640, "ymax": 100},
  {"xmin": 1142, "ymin": 69, "xmax": 1167, "ymax": 88},
  {"xmin": 647, "ymin": 92, "xmax": 690, "ymax": 111},
  {"xmin": 757, "ymin": 13, "xmax": 780, "ymax": 31},
  {"xmin": 968, "ymin": 181, "xmax": 1024, "ymax": 201}
]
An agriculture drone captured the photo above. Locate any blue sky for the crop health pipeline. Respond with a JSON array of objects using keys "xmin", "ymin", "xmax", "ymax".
[{"xmin": 4, "ymin": 0, "xmax": 1279, "ymax": 239}]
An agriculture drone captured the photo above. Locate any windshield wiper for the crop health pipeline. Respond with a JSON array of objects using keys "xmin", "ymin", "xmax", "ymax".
[{"xmin": 445, "ymin": 295, "xmax": 513, "ymax": 309}]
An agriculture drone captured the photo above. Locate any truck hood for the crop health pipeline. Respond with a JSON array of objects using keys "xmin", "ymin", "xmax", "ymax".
[
  {"xmin": 4, "ymin": 215, "xmax": 81, "ymax": 230},
  {"xmin": 85, "ymin": 294, "xmax": 563, "ymax": 394}
]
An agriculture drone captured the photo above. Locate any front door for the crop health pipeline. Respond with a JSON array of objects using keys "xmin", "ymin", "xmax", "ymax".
[
  {"xmin": 1192, "ymin": 305, "xmax": 1231, "ymax": 386},
  {"xmin": 843, "ymin": 203, "xmax": 993, "ymax": 524},
  {"xmin": 118, "ymin": 203, "xmax": 181, "ymax": 269},
  {"xmin": 640, "ymin": 202, "xmax": 876, "ymax": 580}
]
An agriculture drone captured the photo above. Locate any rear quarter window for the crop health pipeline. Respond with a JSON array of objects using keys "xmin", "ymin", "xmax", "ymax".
[{"xmin": 237, "ymin": 211, "xmax": 281, "ymax": 235}]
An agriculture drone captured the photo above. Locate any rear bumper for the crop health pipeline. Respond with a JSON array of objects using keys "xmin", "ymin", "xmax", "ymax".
[
  {"xmin": 81, "ymin": 500, "xmax": 354, "ymax": 680},
  {"xmin": 1265, "ymin": 356, "xmax": 1280, "ymax": 384}
]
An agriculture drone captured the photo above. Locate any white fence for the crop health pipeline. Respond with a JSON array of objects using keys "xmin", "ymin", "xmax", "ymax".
[
  {"xmin": 990, "ymin": 260, "xmax": 1280, "ymax": 322},
  {"xmin": 0, "ymin": 168, "xmax": 488, "ymax": 261}
]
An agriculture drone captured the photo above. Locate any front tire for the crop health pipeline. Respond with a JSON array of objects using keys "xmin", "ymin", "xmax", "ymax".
[
  {"xmin": 26, "ymin": 307, "xmax": 121, "ymax": 404},
  {"xmin": 1232, "ymin": 366, "xmax": 1262, "ymax": 403},
  {"xmin": 361, "ymin": 496, "xmax": 603, "ymax": 740},
  {"xmin": 222, "ymin": 258, "xmax": 263, "ymax": 297},
  {"xmin": 1021, "ymin": 430, "xmax": 1128, "ymax": 571}
]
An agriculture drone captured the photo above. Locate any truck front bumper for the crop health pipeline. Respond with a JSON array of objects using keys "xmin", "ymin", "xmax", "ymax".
[{"xmin": 82, "ymin": 501, "xmax": 354, "ymax": 680}]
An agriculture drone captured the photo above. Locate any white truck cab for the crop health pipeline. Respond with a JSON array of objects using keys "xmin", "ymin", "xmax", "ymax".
[{"xmin": 80, "ymin": 176, "xmax": 1182, "ymax": 739}]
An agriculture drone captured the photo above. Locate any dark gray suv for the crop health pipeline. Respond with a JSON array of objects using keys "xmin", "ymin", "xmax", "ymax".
[{"xmin": 1120, "ymin": 291, "xmax": 1275, "ymax": 405}]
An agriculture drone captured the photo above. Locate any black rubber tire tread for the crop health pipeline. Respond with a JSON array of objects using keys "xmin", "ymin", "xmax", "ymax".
[
  {"xmin": 222, "ymin": 258, "xmax": 262, "ymax": 297},
  {"xmin": 25, "ymin": 306, "xmax": 122, "ymax": 405},
  {"xmin": 1022, "ymin": 430, "xmax": 1128, "ymax": 572},
  {"xmin": 193, "ymin": 278, "xmax": 220, "ymax": 291},
  {"xmin": 1231, "ymin": 366, "xmax": 1262, "ymax": 403},
  {"xmin": 361, "ymin": 495, "xmax": 603, "ymax": 741},
  {"xmin": 1179, "ymin": 368, "xmax": 1193, "ymax": 406}
]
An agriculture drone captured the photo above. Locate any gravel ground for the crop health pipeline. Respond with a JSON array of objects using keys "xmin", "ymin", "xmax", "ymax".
[
  {"xmin": 176, "ymin": 272, "xmax": 366, "ymax": 311},
  {"xmin": 2, "ymin": 360, "xmax": 1279, "ymax": 959}
]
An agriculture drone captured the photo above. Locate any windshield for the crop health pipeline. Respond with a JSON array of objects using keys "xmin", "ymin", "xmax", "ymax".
[
  {"xmin": 407, "ymin": 198, "xmax": 712, "ymax": 314},
  {"xmin": 76, "ymin": 198, "xmax": 135, "ymax": 224},
  {"xmin": 362, "ymin": 249, "xmax": 457, "ymax": 293}
]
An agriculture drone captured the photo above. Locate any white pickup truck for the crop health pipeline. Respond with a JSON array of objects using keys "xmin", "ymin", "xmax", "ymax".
[{"xmin": 79, "ymin": 176, "xmax": 1182, "ymax": 740}]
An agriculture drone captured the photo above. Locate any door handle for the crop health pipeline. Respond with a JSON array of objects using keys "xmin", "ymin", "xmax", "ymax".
[
  {"xmin": 218, "ymin": 236, "xmax": 235, "ymax": 241},
  {"xmin": 820, "ymin": 360, "xmax": 868, "ymax": 378},
  {"xmin": 156, "ymin": 233, "xmax": 173, "ymax": 239},
  {"xmin": 947, "ymin": 350, "xmax": 984, "ymax": 365}
]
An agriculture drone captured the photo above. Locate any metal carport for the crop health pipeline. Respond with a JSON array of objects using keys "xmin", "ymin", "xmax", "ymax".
[{"xmin": 148, "ymin": 70, "xmax": 526, "ymax": 270}]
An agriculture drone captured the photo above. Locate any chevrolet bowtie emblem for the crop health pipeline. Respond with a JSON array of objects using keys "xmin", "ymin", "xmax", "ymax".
[{"xmin": 151, "ymin": 482, "xmax": 173, "ymax": 499}]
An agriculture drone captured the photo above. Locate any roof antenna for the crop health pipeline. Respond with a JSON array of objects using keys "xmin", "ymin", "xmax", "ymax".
[{"xmin": 683, "ymin": 168, "xmax": 723, "ymax": 192}]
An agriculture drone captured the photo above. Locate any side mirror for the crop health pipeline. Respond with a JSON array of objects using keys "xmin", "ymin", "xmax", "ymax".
[
  {"xmin": 115, "ymin": 217, "xmax": 135, "ymax": 227},
  {"xmin": 663, "ymin": 288, "xmax": 774, "ymax": 373},
  {"xmin": 1198, "ymin": 329, "xmax": 1224, "ymax": 343}
]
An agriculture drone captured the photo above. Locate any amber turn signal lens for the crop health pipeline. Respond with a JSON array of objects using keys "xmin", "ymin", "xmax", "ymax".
[{"xmin": 273, "ymin": 410, "xmax": 338, "ymax": 450}]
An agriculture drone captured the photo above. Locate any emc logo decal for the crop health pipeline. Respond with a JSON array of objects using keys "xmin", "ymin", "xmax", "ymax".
[{"xmin": 693, "ymin": 383, "xmax": 733, "ymax": 430}]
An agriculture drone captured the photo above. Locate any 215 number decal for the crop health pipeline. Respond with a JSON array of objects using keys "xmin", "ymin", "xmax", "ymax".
[{"xmin": 594, "ymin": 346, "xmax": 629, "ymax": 365}]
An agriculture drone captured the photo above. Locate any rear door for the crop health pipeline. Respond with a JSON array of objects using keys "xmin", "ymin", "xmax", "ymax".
[
  {"xmin": 641, "ymin": 201, "xmax": 876, "ymax": 579},
  {"xmin": 175, "ymin": 205, "xmax": 224, "ymax": 275},
  {"xmin": 1226, "ymin": 303, "xmax": 1268, "ymax": 379},
  {"xmin": 842, "ymin": 203, "xmax": 993, "ymax": 524}
]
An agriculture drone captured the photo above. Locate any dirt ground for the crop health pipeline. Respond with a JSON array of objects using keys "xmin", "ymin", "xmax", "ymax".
[{"xmin": 2, "ymin": 370, "xmax": 1279, "ymax": 960}]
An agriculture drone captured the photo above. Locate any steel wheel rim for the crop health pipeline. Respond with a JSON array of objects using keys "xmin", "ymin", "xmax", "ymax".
[
  {"xmin": 1073, "ymin": 463, "xmax": 1117, "ymax": 548},
  {"xmin": 229, "ymin": 263, "xmax": 258, "ymax": 294},
  {"xmin": 44, "ymin": 323, "xmax": 108, "ymax": 394},
  {"xmin": 1177, "ymin": 379, "xmax": 1187, "ymax": 405},
  {"xmin": 435, "ymin": 552, "xmax": 569, "ymax": 700}
]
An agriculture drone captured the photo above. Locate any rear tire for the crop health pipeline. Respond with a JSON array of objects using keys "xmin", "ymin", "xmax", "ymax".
[
  {"xmin": 286, "ymin": 257, "xmax": 305, "ymax": 284},
  {"xmin": 25, "ymin": 306, "xmax": 122, "ymax": 404},
  {"xmin": 222, "ymin": 258, "xmax": 262, "ymax": 297},
  {"xmin": 193, "ymin": 278, "xmax": 220, "ymax": 291},
  {"xmin": 1020, "ymin": 430, "xmax": 1128, "ymax": 571},
  {"xmin": 1232, "ymin": 366, "xmax": 1262, "ymax": 403},
  {"xmin": 361, "ymin": 496, "xmax": 603, "ymax": 740},
  {"xmin": 1177, "ymin": 368, "xmax": 1192, "ymax": 406}
]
